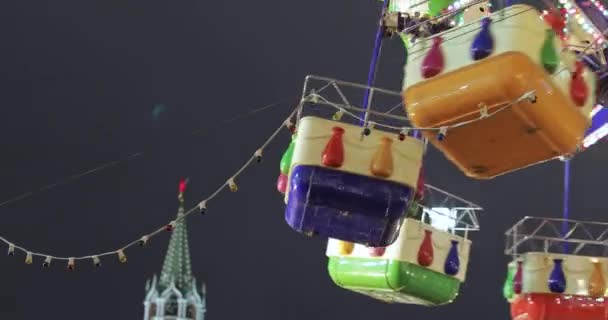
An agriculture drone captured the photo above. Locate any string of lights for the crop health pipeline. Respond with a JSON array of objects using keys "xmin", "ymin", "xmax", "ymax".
[
  {"xmin": 0, "ymin": 98, "xmax": 290, "ymax": 210},
  {"xmin": 0, "ymin": 105, "xmax": 298, "ymax": 270},
  {"xmin": 310, "ymin": 89, "xmax": 537, "ymax": 141}
]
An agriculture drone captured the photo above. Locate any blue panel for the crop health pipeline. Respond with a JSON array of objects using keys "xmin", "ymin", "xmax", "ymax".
[{"xmin": 284, "ymin": 165, "xmax": 413, "ymax": 247}]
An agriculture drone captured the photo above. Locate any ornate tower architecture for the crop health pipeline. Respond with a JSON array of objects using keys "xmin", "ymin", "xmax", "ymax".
[{"xmin": 143, "ymin": 179, "xmax": 207, "ymax": 320}]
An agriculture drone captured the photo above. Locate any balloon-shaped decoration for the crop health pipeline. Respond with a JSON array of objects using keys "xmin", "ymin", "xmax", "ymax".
[
  {"xmin": 417, "ymin": 229, "xmax": 434, "ymax": 267},
  {"xmin": 588, "ymin": 260, "xmax": 606, "ymax": 298},
  {"xmin": 338, "ymin": 241, "xmax": 354, "ymax": 255},
  {"xmin": 540, "ymin": 29, "xmax": 559, "ymax": 74},
  {"xmin": 513, "ymin": 260, "xmax": 523, "ymax": 294},
  {"xmin": 570, "ymin": 60, "xmax": 589, "ymax": 107},
  {"xmin": 548, "ymin": 258, "xmax": 567, "ymax": 293},
  {"xmin": 471, "ymin": 18, "xmax": 494, "ymax": 61},
  {"xmin": 429, "ymin": 0, "xmax": 454, "ymax": 17},
  {"xmin": 444, "ymin": 240, "xmax": 460, "ymax": 276},
  {"xmin": 421, "ymin": 37, "xmax": 445, "ymax": 79},
  {"xmin": 543, "ymin": 9, "xmax": 566, "ymax": 38},
  {"xmin": 503, "ymin": 264, "xmax": 516, "ymax": 300},
  {"xmin": 368, "ymin": 246, "xmax": 386, "ymax": 257},
  {"xmin": 322, "ymin": 127, "xmax": 345, "ymax": 168},
  {"xmin": 415, "ymin": 168, "xmax": 425, "ymax": 201},
  {"xmin": 280, "ymin": 136, "xmax": 296, "ymax": 175},
  {"xmin": 370, "ymin": 137, "xmax": 394, "ymax": 178},
  {"xmin": 276, "ymin": 173, "xmax": 288, "ymax": 194}
]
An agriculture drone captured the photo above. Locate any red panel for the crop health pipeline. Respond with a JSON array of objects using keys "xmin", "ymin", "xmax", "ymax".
[{"xmin": 511, "ymin": 293, "xmax": 608, "ymax": 320}]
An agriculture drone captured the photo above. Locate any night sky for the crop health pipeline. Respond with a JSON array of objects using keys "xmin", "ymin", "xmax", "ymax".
[{"xmin": 0, "ymin": 0, "xmax": 607, "ymax": 319}]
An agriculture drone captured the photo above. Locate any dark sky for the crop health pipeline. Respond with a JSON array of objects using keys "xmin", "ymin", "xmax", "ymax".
[{"xmin": 0, "ymin": 0, "xmax": 607, "ymax": 319}]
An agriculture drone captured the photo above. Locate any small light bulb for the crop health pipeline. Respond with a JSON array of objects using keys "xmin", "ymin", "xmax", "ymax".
[
  {"xmin": 332, "ymin": 109, "xmax": 344, "ymax": 121},
  {"xmin": 92, "ymin": 256, "xmax": 101, "ymax": 267},
  {"xmin": 25, "ymin": 252, "xmax": 33, "ymax": 265},
  {"xmin": 7, "ymin": 244, "xmax": 14, "ymax": 256},
  {"xmin": 254, "ymin": 149, "xmax": 263, "ymax": 163},
  {"xmin": 284, "ymin": 120, "xmax": 296, "ymax": 133},
  {"xmin": 199, "ymin": 200, "xmax": 207, "ymax": 215},
  {"xmin": 437, "ymin": 127, "xmax": 448, "ymax": 141},
  {"xmin": 42, "ymin": 256, "xmax": 52, "ymax": 268},
  {"xmin": 166, "ymin": 221, "xmax": 177, "ymax": 232},
  {"xmin": 67, "ymin": 258, "xmax": 75, "ymax": 271},
  {"xmin": 227, "ymin": 178, "xmax": 238, "ymax": 192},
  {"xmin": 117, "ymin": 250, "xmax": 127, "ymax": 263},
  {"xmin": 139, "ymin": 235, "xmax": 150, "ymax": 245}
]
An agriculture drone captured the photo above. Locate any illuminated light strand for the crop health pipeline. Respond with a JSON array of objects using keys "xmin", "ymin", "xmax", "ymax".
[
  {"xmin": 0, "ymin": 106, "xmax": 299, "ymax": 268},
  {"xmin": 311, "ymin": 90, "xmax": 537, "ymax": 136},
  {"xmin": 555, "ymin": 0, "xmax": 607, "ymax": 45},
  {"xmin": 0, "ymin": 80, "xmax": 341, "ymax": 270}
]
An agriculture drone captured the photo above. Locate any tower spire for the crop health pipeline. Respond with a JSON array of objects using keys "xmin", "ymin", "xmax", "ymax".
[{"xmin": 158, "ymin": 178, "xmax": 194, "ymax": 292}]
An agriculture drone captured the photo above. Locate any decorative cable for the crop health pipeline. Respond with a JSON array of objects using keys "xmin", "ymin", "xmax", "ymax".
[
  {"xmin": 0, "ymin": 99, "xmax": 289, "ymax": 210},
  {"xmin": 0, "ymin": 105, "xmax": 299, "ymax": 268},
  {"xmin": 311, "ymin": 89, "xmax": 537, "ymax": 135}
]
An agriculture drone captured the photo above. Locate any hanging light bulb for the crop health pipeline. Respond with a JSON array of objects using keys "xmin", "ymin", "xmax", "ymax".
[
  {"xmin": 7, "ymin": 243, "xmax": 14, "ymax": 256},
  {"xmin": 227, "ymin": 178, "xmax": 238, "ymax": 192},
  {"xmin": 25, "ymin": 252, "xmax": 33, "ymax": 265},
  {"xmin": 332, "ymin": 109, "xmax": 344, "ymax": 121},
  {"xmin": 199, "ymin": 200, "xmax": 208, "ymax": 215},
  {"xmin": 254, "ymin": 149, "xmax": 263, "ymax": 163},
  {"xmin": 399, "ymin": 128, "xmax": 409, "ymax": 141},
  {"xmin": 363, "ymin": 122, "xmax": 375, "ymax": 136},
  {"xmin": 284, "ymin": 120, "xmax": 296, "ymax": 134},
  {"xmin": 92, "ymin": 256, "xmax": 101, "ymax": 268},
  {"xmin": 42, "ymin": 256, "xmax": 52, "ymax": 268},
  {"xmin": 437, "ymin": 127, "xmax": 448, "ymax": 141},
  {"xmin": 117, "ymin": 250, "xmax": 127, "ymax": 263},
  {"xmin": 139, "ymin": 235, "xmax": 150, "ymax": 246},
  {"xmin": 67, "ymin": 258, "xmax": 75, "ymax": 271},
  {"xmin": 166, "ymin": 221, "xmax": 177, "ymax": 232}
]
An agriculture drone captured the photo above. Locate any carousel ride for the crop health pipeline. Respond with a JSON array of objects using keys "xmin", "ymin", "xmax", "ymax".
[{"xmin": 273, "ymin": 0, "xmax": 608, "ymax": 313}]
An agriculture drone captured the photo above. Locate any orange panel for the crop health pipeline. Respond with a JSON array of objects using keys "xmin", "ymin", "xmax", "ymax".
[
  {"xmin": 404, "ymin": 52, "xmax": 591, "ymax": 179},
  {"xmin": 511, "ymin": 293, "xmax": 608, "ymax": 320}
]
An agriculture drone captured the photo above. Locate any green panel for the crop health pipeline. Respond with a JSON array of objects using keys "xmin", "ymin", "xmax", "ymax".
[{"xmin": 328, "ymin": 257, "xmax": 460, "ymax": 305}]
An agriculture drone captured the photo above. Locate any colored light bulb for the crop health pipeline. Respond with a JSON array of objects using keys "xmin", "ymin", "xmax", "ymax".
[
  {"xmin": 67, "ymin": 258, "xmax": 75, "ymax": 271},
  {"xmin": 42, "ymin": 256, "xmax": 52, "ymax": 268},
  {"xmin": 25, "ymin": 252, "xmax": 33, "ymax": 265}
]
